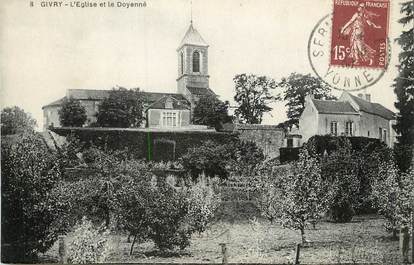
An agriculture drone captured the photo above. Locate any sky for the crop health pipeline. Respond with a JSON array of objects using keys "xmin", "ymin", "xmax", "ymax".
[{"xmin": 0, "ymin": 0, "xmax": 406, "ymax": 129}]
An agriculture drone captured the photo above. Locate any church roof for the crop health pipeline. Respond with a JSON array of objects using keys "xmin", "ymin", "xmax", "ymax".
[
  {"xmin": 346, "ymin": 93, "xmax": 395, "ymax": 120},
  {"xmin": 178, "ymin": 23, "xmax": 208, "ymax": 49},
  {"xmin": 42, "ymin": 89, "xmax": 189, "ymax": 108},
  {"xmin": 187, "ymin": 86, "xmax": 215, "ymax": 96},
  {"xmin": 42, "ymin": 97, "xmax": 66, "ymax": 109},
  {"xmin": 311, "ymin": 99, "xmax": 358, "ymax": 115}
]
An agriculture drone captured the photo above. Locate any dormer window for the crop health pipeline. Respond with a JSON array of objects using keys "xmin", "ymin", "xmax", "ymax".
[
  {"xmin": 192, "ymin": 51, "xmax": 200, "ymax": 72},
  {"xmin": 165, "ymin": 98, "xmax": 173, "ymax": 109}
]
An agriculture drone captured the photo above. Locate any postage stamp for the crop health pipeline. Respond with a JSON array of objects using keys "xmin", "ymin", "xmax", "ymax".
[
  {"xmin": 308, "ymin": 0, "xmax": 391, "ymax": 91},
  {"xmin": 330, "ymin": 0, "xmax": 390, "ymax": 69}
]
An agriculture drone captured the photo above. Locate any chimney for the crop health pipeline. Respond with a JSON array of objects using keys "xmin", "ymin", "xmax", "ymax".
[{"xmin": 365, "ymin": 94, "xmax": 371, "ymax": 102}]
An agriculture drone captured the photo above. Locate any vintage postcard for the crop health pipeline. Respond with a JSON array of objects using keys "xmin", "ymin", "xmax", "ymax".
[{"xmin": 1, "ymin": 0, "xmax": 413, "ymax": 264}]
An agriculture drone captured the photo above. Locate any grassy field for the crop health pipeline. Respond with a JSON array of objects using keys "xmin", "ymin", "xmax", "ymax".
[{"xmin": 41, "ymin": 215, "xmax": 407, "ymax": 264}]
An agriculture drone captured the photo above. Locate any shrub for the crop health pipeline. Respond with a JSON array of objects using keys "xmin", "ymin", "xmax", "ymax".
[
  {"xmin": 1, "ymin": 132, "xmax": 61, "ymax": 262},
  {"xmin": 67, "ymin": 217, "xmax": 112, "ymax": 264},
  {"xmin": 1, "ymin": 106, "xmax": 37, "ymax": 135},
  {"xmin": 181, "ymin": 139, "xmax": 264, "ymax": 180},
  {"xmin": 187, "ymin": 178, "xmax": 221, "ymax": 233},
  {"xmin": 145, "ymin": 182, "xmax": 193, "ymax": 251},
  {"xmin": 180, "ymin": 140, "xmax": 230, "ymax": 179}
]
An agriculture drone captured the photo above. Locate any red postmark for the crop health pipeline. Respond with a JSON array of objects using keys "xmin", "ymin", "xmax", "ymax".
[{"xmin": 330, "ymin": 0, "xmax": 389, "ymax": 69}]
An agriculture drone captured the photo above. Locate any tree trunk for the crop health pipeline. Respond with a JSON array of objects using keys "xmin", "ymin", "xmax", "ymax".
[
  {"xmin": 129, "ymin": 235, "xmax": 137, "ymax": 256},
  {"xmin": 300, "ymin": 228, "xmax": 306, "ymax": 244}
]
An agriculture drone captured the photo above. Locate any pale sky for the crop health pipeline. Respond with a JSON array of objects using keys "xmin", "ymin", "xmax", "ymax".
[{"xmin": 0, "ymin": 0, "xmax": 406, "ymax": 129}]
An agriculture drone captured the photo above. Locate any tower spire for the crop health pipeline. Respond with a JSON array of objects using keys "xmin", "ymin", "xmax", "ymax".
[{"xmin": 190, "ymin": 0, "xmax": 193, "ymax": 25}]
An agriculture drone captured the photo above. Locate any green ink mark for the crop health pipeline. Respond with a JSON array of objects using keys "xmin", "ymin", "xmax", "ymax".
[{"xmin": 147, "ymin": 131, "xmax": 152, "ymax": 161}]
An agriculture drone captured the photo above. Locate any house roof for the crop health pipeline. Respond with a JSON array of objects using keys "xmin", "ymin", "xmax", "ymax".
[
  {"xmin": 311, "ymin": 99, "xmax": 358, "ymax": 114},
  {"xmin": 187, "ymin": 86, "xmax": 215, "ymax": 96},
  {"xmin": 42, "ymin": 89, "xmax": 189, "ymax": 109},
  {"xmin": 178, "ymin": 23, "xmax": 208, "ymax": 49},
  {"xmin": 347, "ymin": 93, "xmax": 395, "ymax": 120},
  {"xmin": 146, "ymin": 96, "xmax": 190, "ymax": 110}
]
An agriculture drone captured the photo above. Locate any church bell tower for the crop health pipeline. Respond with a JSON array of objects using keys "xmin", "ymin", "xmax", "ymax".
[{"xmin": 176, "ymin": 22, "xmax": 209, "ymax": 95}]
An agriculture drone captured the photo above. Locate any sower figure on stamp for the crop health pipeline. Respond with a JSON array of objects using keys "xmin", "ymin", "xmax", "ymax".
[{"xmin": 340, "ymin": 3, "xmax": 382, "ymax": 66}]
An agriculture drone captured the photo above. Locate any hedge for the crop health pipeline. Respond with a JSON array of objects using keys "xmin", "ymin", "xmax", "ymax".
[
  {"xmin": 279, "ymin": 135, "xmax": 387, "ymax": 164},
  {"xmin": 51, "ymin": 127, "xmax": 237, "ymax": 161}
]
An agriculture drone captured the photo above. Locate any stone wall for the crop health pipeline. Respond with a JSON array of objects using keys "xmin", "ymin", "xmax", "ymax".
[{"xmin": 232, "ymin": 124, "xmax": 285, "ymax": 159}]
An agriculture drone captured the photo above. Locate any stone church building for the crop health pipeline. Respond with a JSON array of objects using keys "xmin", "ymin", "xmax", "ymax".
[{"xmin": 42, "ymin": 22, "xmax": 215, "ymax": 130}]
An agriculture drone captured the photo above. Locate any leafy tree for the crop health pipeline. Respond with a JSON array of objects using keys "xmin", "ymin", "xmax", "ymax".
[
  {"xmin": 233, "ymin": 74, "xmax": 279, "ymax": 124},
  {"xmin": 58, "ymin": 97, "xmax": 87, "ymax": 127},
  {"xmin": 180, "ymin": 140, "xmax": 230, "ymax": 180},
  {"xmin": 1, "ymin": 106, "xmax": 37, "ymax": 135},
  {"xmin": 1, "ymin": 132, "xmax": 61, "ymax": 262},
  {"xmin": 193, "ymin": 94, "xmax": 232, "ymax": 130},
  {"xmin": 393, "ymin": 1, "xmax": 414, "ymax": 173},
  {"xmin": 321, "ymin": 141, "xmax": 359, "ymax": 222},
  {"xmin": 279, "ymin": 149, "xmax": 328, "ymax": 243},
  {"xmin": 278, "ymin": 73, "xmax": 336, "ymax": 128},
  {"xmin": 227, "ymin": 140, "xmax": 265, "ymax": 178},
  {"xmin": 371, "ymin": 159, "xmax": 400, "ymax": 239},
  {"xmin": 96, "ymin": 87, "xmax": 144, "ymax": 128},
  {"xmin": 396, "ymin": 168, "xmax": 414, "ymax": 226}
]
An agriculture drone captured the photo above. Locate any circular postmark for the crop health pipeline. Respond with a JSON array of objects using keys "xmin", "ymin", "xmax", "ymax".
[{"xmin": 308, "ymin": 14, "xmax": 390, "ymax": 92}]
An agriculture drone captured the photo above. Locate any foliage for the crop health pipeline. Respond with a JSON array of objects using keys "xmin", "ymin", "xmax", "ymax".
[
  {"xmin": 180, "ymin": 140, "xmax": 229, "ymax": 179},
  {"xmin": 187, "ymin": 178, "xmax": 221, "ymax": 233},
  {"xmin": 396, "ymin": 168, "xmax": 414, "ymax": 226},
  {"xmin": 257, "ymin": 164, "xmax": 291, "ymax": 224},
  {"xmin": 1, "ymin": 106, "xmax": 37, "ymax": 135},
  {"xmin": 233, "ymin": 74, "xmax": 279, "ymax": 124},
  {"xmin": 193, "ymin": 94, "xmax": 232, "ymax": 130},
  {"xmin": 181, "ymin": 139, "xmax": 264, "ymax": 180},
  {"xmin": 67, "ymin": 217, "xmax": 112, "ymax": 264},
  {"xmin": 1, "ymin": 132, "xmax": 61, "ymax": 262},
  {"xmin": 393, "ymin": 1, "xmax": 414, "ymax": 173},
  {"xmin": 96, "ymin": 87, "xmax": 144, "ymax": 128},
  {"xmin": 278, "ymin": 73, "xmax": 336, "ymax": 128},
  {"xmin": 227, "ymin": 140, "xmax": 265, "ymax": 178},
  {"xmin": 279, "ymin": 149, "xmax": 328, "ymax": 243},
  {"xmin": 144, "ymin": 182, "xmax": 193, "ymax": 251},
  {"xmin": 321, "ymin": 140, "xmax": 359, "ymax": 222},
  {"xmin": 58, "ymin": 97, "xmax": 87, "ymax": 127},
  {"xmin": 371, "ymin": 159, "xmax": 400, "ymax": 236}
]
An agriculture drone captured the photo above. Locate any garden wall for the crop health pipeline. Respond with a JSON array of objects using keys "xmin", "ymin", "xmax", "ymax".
[{"xmin": 50, "ymin": 127, "xmax": 237, "ymax": 161}]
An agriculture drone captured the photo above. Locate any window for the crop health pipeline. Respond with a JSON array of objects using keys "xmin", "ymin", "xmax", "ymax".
[
  {"xmin": 345, "ymin": 121, "xmax": 353, "ymax": 136},
  {"xmin": 192, "ymin": 51, "xmax": 200, "ymax": 72},
  {"xmin": 368, "ymin": 131, "xmax": 370, "ymax": 137},
  {"xmin": 330, "ymin": 121, "xmax": 338, "ymax": 136},
  {"xmin": 180, "ymin": 52, "xmax": 184, "ymax": 74},
  {"xmin": 165, "ymin": 98, "xmax": 173, "ymax": 109},
  {"xmin": 287, "ymin": 138, "xmax": 293, "ymax": 148},
  {"xmin": 379, "ymin": 127, "xmax": 382, "ymax": 140},
  {"xmin": 163, "ymin": 112, "xmax": 177, "ymax": 127},
  {"xmin": 383, "ymin": 129, "xmax": 387, "ymax": 143}
]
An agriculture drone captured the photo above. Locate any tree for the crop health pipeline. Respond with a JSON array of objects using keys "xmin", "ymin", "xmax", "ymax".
[
  {"xmin": 193, "ymin": 94, "xmax": 232, "ymax": 130},
  {"xmin": 1, "ymin": 106, "xmax": 37, "ymax": 135},
  {"xmin": 58, "ymin": 98, "xmax": 87, "ymax": 127},
  {"xmin": 233, "ymin": 74, "xmax": 279, "ymax": 124},
  {"xmin": 96, "ymin": 87, "xmax": 144, "ymax": 128},
  {"xmin": 393, "ymin": 1, "xmax": 414, "ymax": 173},
  {"xmin": 279, "ymin": 149, "xmax": 328, "ymax": 243},
  {"xmin": 371, "ymin": 158, "xmax": 400, "ymax": 239},
  {"xmin": 1, "ymin": 132, "xmax": 61, "ymax": 262},
  {"xmin": 278, "ymin": 73, "xmax": 336, "ymax": 128},
  {"xmin": 321, "ymin": 140, "xmax": 359, "ymax": 222}
]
